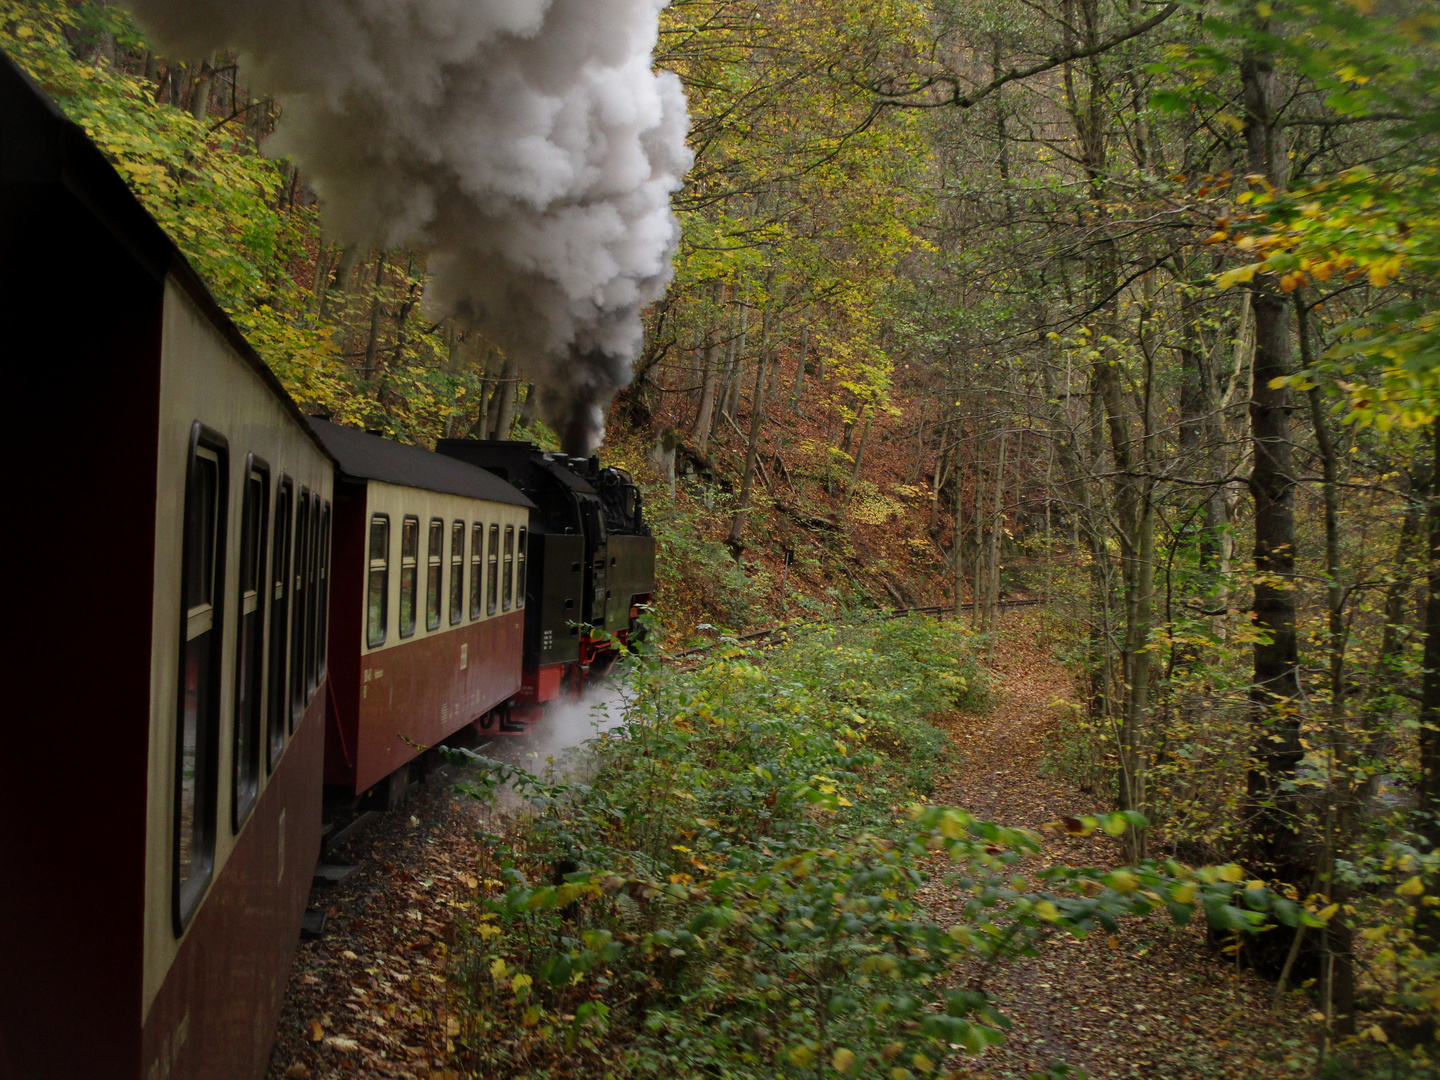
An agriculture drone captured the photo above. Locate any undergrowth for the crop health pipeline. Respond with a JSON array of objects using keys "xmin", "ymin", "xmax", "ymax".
[{"xmin": 444, "ymin": 615, "xmax": 1316, "ymax": 1080}]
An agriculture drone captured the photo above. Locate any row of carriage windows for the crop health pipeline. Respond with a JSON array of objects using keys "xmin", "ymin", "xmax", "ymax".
[
  {"xmin": 175, "ymin": 422, "xmax": 330, "ymax": 934},
  {"xmin": 365, "ymin": 514, "xmax": 525, "ymax": 649}
]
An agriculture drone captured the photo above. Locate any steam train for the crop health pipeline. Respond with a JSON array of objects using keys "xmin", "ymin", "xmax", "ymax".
[{"xmin": 0, "ymin": 55, "xmax": 652, "ymax": 1080}]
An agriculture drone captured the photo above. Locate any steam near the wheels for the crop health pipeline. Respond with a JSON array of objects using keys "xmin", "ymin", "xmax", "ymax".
[{"xmin": 126, "ymin": 0, "xmax": 692, "ymax": 454}]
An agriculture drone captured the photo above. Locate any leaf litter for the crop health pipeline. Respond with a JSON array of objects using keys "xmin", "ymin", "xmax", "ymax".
[
  {"xmin": 266, "ymin": 776, "xmax": 496, "ymax": 1080},
  {"xmin": 923, "ymin": 612, "xmax": 1312, "ymax": 1079}
]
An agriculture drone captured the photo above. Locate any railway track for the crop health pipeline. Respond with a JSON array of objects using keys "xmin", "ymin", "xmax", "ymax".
[{"xmin": 664, "ymin": 596, "xmax": 1043, "ymax": 663}]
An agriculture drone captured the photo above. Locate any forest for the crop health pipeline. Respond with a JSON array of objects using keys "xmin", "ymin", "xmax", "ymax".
[{"xmin": 8, "ymin": 0, "xmax": 1440, "ymax": 1075}]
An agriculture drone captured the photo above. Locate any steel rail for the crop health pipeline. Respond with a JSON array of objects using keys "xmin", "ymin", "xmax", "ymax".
[{"xmin": 663, "ymin": 597, "xmax": 1043, "ymax": 661}]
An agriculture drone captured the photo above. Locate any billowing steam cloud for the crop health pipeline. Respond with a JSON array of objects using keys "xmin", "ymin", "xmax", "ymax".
[{"xmin": 126, "ymin": 0, "xmax": 691, "ymax": 453}]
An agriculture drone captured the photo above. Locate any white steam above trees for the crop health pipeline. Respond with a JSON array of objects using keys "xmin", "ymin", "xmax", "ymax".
[{"xmin": 126, "ymin": 0, "xmax": 692, "ymax": 453}]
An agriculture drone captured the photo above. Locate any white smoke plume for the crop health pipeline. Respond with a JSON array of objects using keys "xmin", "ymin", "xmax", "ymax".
[
  {"xmin": 126, "ymin": 0, "xmax": 692, "ymax": 453},
  {"xmin": 478, "ymin": 682, "xmax": 625, "ymax": 787}
]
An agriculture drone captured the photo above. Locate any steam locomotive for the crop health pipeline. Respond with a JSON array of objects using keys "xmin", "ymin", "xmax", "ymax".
[{"xmin": 1, "ymin": 54, "xmax": 652, "ymax": 1080}]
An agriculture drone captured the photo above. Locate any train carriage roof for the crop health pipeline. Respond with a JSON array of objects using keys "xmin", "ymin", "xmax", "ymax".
[{"xmin": 309, "ymin": 420, "xmax": 534, "ymax": 507}]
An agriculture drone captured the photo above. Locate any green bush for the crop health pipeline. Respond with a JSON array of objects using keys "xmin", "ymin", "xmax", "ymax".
[{"xmin": 446, "ymin": 616, "xmax": 1280, "ymax": 1079}]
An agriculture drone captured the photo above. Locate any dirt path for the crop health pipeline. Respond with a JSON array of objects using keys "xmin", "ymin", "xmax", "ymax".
[{"xmin": 923, "ymin": 612, "xmax": 1311, "ymax": 1080}]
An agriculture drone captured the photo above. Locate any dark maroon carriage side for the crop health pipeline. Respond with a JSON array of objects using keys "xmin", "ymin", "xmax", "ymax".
[{"xmin": 1, "ymin": 54, "xmax": 331, "ymax": 1080}]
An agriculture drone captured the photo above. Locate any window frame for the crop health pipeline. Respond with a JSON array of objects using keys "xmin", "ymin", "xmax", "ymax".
[
  {"xmin": 425, "ymin": 518, "xmax": 443, "ymax": 632},
  {"xmin": 516, "ymin": 526, "xmax": 528, "ymax": 609},
  {"xmin": 289, "ymin": 486, "xmax": 310, "ymax": 730},
  {"xmin": 266, "ymin": 475, "xmax": 293, "ymax": 772},
  {"xmin": 173, "ymin": 421, "xmax": 229, "ymax": 935},
  {"xmin": 231, "ymin": 454, "xmax": 269, "ymax": 833},
  {"xmin": 486, "ymin": 524, "xmax": 500, "ymax": 616},
  {"xmin": 317, "ymin": 499, "xmax": 331, "ymax": 674},
  {"xmin": 502, "ymin": 524, "xmax": 515, "ymax": 611},
  {"xmin": 366, "ymin": 513, "xmax": 390, "ymax": 649},
  {"xmin": 448, "ymin": 519, "xmax": 464, "ymax": 626},
  {"xmin": 399, "ymin": 515, "xmax": 419, "ymax": 638},
  {"xmin": 303, "ymin": 490, "xmax": 320, "ymax": 699},
  {"xmin": 469, "ymin": 522, "xmax": 483, "ymax": 620}
]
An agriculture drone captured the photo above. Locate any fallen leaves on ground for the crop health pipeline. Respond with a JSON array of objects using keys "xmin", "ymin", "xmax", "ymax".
[
  {"xmin": 265, "ymin": 783, "xmax": 485, "ymax": 1080},
  {"xmin": 923, "ymin": 611, "xmax": 1312, "ymax": 1079}
]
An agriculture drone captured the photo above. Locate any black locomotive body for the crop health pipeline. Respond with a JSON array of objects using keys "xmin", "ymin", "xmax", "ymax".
[{"xmin": 437, "ymin": 440, "xmax": 655, "ymax": 709}]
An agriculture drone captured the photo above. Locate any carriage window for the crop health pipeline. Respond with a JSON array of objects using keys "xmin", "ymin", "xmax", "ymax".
[
  {"xmin": 399, "ymin": 516, "xmax": 419, "ymax": 638},
  {"xmin": 267, "ymin": 477, "xmax": 292, "ymax": 771},
  {"xmin": 289, "ymin": 487, "xmax": 310, "ymax": 729},
  {"xmin": 175, "ymin": 424, "xmax": 228, "ymax": 933},
  {"xmin": 367, "ymin": 515, "xmax": 389, "ymax": 648},
  {"xmin": 502, "ymin": 525, "xmax": 515, "ymax": 611},
  {"xmin": 449, "ymin": 520, "xmax": 464, "ymax": 626},
  {"xmin": 303, "ymin": 492, "xmax": 320, "ymax": 698},
  {"xmin": 487, "ymin": 524, "xmax": 499, "ymax": 616},
  {"xmin": 469, "ymin": 523, "xmax": 483, "ymax": 620},
  {"xmin": 426, "ymin": 518, "xmax": 443, "ymax": 631},
  {"xmin": 317, "ymin": 500, "xmax": 331, "ymax": 673},
  {"xmin": 233, "ymin": 458, "xmax": 268, "ymax": 831},
  {"xmin": 516, "ymin": 527, "xmax": 527, "ymax": 609}
]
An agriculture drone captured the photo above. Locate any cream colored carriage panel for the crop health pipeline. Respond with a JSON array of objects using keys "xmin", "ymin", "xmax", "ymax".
[
  {"xmin": 142, "ymin": 277, "xmax": 332, "ymax": 1020},
  {"xmin": 361, "ymin": 480, "xmax": 528, "ymax": 656}
]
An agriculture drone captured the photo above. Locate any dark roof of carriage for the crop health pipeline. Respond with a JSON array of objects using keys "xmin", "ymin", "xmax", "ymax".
[
  {"xmin": 0, "ymin": 49, "xmax": 333, "ymax": 461},
  {"xmin": 307, "ymin": 420, "xmax": 534, "ymax": 507}
]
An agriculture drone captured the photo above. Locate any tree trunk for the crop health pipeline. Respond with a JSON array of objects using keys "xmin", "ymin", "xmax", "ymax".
[
  {"xmin": 493, "ymin": 357, "xmax": 519, "ymax": 441},
  {"xmin": 1178, "ymin": 276, "xmax": 1224, "ymax": 592},
  {"xmin": 952, "ymin": 421, "xmax": 965, "ymax": 616},
  {"xmin": 1241, "ymin": 23, "xmax": 1304, "ymax": 890},
  {"xmin": 388, "ymin": 270, "xmax": 419, "ymax": 372},
  {"xmin": 1416, "ymin": 426, "xmax": 1440, "ymax": 953},
  {"xmin": 518, "ymin": 383, "xmax": 539, "ymax": 430},
  {"xmin": 843, "ymin": 408, "xmax": 874, "ymax": 509},
  {"xmin": 727, "ymin": 309, "xmax": 771, "ymax": 548},
  {"xmin": 792, "ymin": 320, "xmax": 810, "ymax": 409},
  {"xmin": 468, "ymin": 347, "xmax": 498, "ymax": 438},
  {"xmin": 980, "ymin": 433, "xmax": 1007, "ymax": 648},
  {"xmin": 723, "ymin": 292, "xmax": 748, "ymax": 421},
  {"xmin": 362, "ymin": 252, "xmax": 387, "ymax": 381},
  {"xmin": 931, "ymin": 439, "xmax": 950, "ymax": 535},
  {"xmin": 1419, "ymin": 422, "xmax": 1440, "ymax": 838},
  {"xmin": 692, "ymin": 288, "xmax": 724, "ymax": 455},
  {"xmin": 764, "ymin": 280, "xmax": 786, "ymax": 404},
  {"xmin": 1378, "ymin": 472, "xmax": 1427, "ymax": 675},
  {"xmin": 320, "ymin": 242, "xmax": 360, "ymax": 323},
  {"xmin": 190, "ymin": 53, "xmax": 216, "ymax": 120}
]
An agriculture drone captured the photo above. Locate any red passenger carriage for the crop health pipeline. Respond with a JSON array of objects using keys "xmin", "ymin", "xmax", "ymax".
[{"xmin": 307, "ymin": 421, "xmax": 533, "ymax": 801}]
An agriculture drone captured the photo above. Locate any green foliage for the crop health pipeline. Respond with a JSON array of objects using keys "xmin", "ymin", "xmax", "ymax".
[
  {"xmin": 647, "ymin": 481, "xmax": 766, "ymax": 633},
  {"xmin": 447, "ymin": 617, "xmax": 1292, "ymax": 1078},
  {"xmin": 656, "ymin": 0, "xmax": 936, "ymax": 415},
  {"xmin": 3, "ymin": 2, "xmax": 511, "ymax": 442},
  {"xmin": 3, "ymin": 1, "xmax": 351, "ymax": 411},
  {"xmin": 1163, "ymin": 0, "xmax": 1440, "ymax": 425}
]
